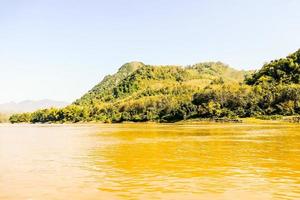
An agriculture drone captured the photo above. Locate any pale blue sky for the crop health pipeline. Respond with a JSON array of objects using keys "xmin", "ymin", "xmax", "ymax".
[{"xmin": 0, "ymin": 0, "xmax": 299, "ymax": 103}]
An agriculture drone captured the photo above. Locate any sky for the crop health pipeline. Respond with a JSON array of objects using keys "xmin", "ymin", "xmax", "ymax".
[{"xmin": 0, "ymin": 0, "xmax": 300, "ymax": 103}]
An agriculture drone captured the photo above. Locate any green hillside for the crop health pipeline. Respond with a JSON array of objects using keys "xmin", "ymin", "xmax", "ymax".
[
  {"xmin": 75, "ymin": 61, "xmax": 146, "ymax": 106},
  {"xmin": 9, "ymin": 49, "xmax": 300, "ymax": 123},
  {"xmin": 246, "ymin": 49, "xmax": 300, "ymax": 85},
  {"xmin": 74, "ymin": 61, "xmax": 246, "ymax": 106}
]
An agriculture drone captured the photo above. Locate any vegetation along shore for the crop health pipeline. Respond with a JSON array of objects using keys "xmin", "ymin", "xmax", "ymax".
[{"xmin": 9, "ymin": 49, "xmax": 300, "ymax": 124}]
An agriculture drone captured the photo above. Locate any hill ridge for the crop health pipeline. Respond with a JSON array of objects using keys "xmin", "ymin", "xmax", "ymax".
[{"xmin": 9, "ymin": 49, "xmax": 300, "ymax": 123}]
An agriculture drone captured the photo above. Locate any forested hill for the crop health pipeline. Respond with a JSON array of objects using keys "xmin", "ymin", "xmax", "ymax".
[
  {"xmin": 75, "ymin": 61, "xmax": 146, "ymax": 106},
  {"xmin": 74, "ymin": 61, "xmax": 247, "ymax": 106},
  {"xmin": 246, "ymin": 49, "xmax": 300, "ymax": 85},
  {"xmin": 9, "ymin": 49, "xmax": 300, "ymax": 123}
]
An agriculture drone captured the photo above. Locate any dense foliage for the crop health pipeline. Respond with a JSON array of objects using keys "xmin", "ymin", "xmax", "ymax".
[
  {"xmin": 9, "ymin": 49, "xmax": 300, "ymax": 123},
  {"xmin": 192, "ymin": 83, "xmax": 300, "ymax": 118},
  {"xmin": 246, "ymin": 49, "xmax": 300, "ymax": 85}
]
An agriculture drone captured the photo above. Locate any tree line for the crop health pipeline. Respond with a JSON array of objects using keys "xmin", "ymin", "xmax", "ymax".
[{"xmin": 9, "ymin": 82, "xmax": 300, "ymax": 124}]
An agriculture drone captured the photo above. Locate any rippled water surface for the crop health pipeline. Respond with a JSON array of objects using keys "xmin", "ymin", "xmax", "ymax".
[{"xmin": 0, "ymin": 123, "xmax": 300, "ymax": 200}]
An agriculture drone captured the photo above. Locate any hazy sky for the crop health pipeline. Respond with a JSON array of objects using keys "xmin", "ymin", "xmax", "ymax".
[{"xmin": 1, "ymin": 0, "xmax": 300, "ymax": 103}]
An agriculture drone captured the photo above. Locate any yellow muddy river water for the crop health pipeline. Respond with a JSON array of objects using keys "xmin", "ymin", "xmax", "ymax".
[{"xmin": 0, "ymin": 123, "xmax": 299, "ymax": 200}]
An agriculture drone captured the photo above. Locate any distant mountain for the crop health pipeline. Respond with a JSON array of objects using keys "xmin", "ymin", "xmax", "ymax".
[{"xmin": 0, "ymin": 99, "xmax": 69, "ymax": 113}]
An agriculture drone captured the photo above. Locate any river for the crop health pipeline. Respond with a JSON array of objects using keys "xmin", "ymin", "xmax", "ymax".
[{"xmin": 0, "ymin": 123, "xmax": 299, "ymax": 200}]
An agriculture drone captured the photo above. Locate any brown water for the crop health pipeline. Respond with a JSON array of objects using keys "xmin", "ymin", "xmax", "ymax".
[{"xmin": 0, "ymin": 123, "xmax": 299, "ymax": 200}]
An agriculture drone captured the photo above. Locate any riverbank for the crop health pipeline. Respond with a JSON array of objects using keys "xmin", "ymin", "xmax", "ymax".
[
  {"xmin": 178, "ymin": 116, "xmax": 300, "ymax": 124},
  {"xmin": 5, "ymin": 116, "xmax": 300, "ymax": 125}
]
